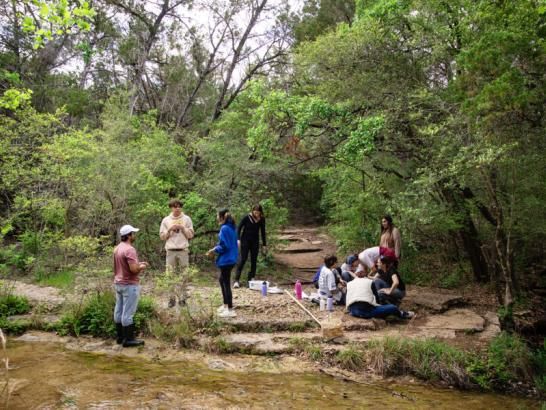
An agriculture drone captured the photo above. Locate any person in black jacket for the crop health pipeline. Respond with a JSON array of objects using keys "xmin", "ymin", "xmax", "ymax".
[{"xmin": 233, "ymin": 204, "xmax": 267, "ymax": 288}]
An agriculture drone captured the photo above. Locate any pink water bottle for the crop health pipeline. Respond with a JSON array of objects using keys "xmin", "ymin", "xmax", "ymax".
[{"xmin": 295, "ymin": 280, "xmax": 302, "ymax": 300}]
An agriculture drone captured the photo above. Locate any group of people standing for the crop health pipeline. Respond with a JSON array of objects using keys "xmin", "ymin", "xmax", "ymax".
[
  {"xmin": 112, "ymin": 200, "xmax": 268, "ymax": 347},
  {"xmin": 317, "ymin": 215, "xmax": 414, "ymax": 320}
]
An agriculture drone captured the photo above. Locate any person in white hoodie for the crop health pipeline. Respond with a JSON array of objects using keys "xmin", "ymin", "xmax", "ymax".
[
  {"xmin": 346, "ymin": 270, "xmax": 414, "ymax": 319},
  {"xmin": 159, "ymin": 198, "xmax": 194, "ymax": 306}
]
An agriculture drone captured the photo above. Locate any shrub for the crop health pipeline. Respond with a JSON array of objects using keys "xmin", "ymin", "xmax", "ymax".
[
  {"xmin": 57, "ymin": 289, "xmax": 156, "ymax": 337},
  {"xmin": 134, "ymin": 296, "xmax": 156, "ymax": 334},
  {"xmin": 0, "ymin": 317, "xmax": 30, "ymax": 334},
  {"xmin": 467, "ymin": 332, "xmax": 533, "ymax": 390},
  {"xmin": 0, "ymin": 294, "xmax": 31, "ymax": 317}
]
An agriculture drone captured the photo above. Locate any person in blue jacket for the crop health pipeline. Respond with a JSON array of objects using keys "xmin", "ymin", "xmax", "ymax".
[{"xmin": 207, "ymin": 208, "xmax": 239, "ymax": 318}]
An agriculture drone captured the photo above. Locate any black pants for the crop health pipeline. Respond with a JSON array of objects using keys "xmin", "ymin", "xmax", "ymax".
[
  {"xmin": 219, "ymin": 264, "xmax": 235, "ymax": 308},
  {"xmin": 235, "ymin": 240, "xmax": 259, "ymax": 281}
]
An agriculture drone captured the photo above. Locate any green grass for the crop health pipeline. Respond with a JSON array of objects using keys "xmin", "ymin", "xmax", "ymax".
[
  {"xmin": 367, "ymin": 337, "xmax": 471, "ymax": 388},
  {"xmin": 335, "ymin": 344, "xmax": 365, "ymax": 371},
  {"xmin": 37, "ymin": 270, "xmax": 75, "ymax": 289}
]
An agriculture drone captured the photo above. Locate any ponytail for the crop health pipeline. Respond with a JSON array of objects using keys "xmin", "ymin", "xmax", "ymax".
[{"xmin": 218, "ymin": 208, "xmax": 236, "ymax": 225}]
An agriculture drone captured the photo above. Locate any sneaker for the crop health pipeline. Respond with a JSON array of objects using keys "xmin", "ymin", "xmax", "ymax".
[
  {"xmin": 233, "ymin": 281, "xmax": 240, "ymax": 288},
  {"xmin": 402, "ymin": 310, "xmax": 415, "ymax": 319},
  {"xmin": 217, "ymin": 305, "xmax": 226, "ymax": 313},
  {"xmin": 218, "ymin": 309, "xmax": 237, "ymax": 318}
]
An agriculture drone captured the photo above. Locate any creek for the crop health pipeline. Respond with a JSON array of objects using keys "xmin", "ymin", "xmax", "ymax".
[{"xmin": 2, "ymin": 340, "xmax": 540, "ymax": 409}]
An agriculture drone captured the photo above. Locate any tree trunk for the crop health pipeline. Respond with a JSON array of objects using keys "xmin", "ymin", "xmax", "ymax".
[{"xmin": 441, "ymin": 187, "xmax": 489, "ymax": 282}]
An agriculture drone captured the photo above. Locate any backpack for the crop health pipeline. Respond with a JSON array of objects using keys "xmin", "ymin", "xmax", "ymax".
[
  {"xmin": 312, "ymin": 265, "xmax": 342, "ymax": 288},
  {"xmin": 312, "ymin": 265, "xmax": 323, "ymax": 289}
]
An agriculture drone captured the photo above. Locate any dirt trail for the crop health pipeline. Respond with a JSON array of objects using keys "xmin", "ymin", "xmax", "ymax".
[{"xmin": 273, "ymin": 226, "xmax": 336, "ymax": 279}]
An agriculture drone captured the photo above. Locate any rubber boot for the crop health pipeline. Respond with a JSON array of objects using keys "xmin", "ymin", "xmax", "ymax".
[
  {"xmin": 115, "ymin": 322, "xmax": 124, "ymax": 344},
  {"xmin": 122, "ymin": 324, "xmax": 144, "ymax": 347}
]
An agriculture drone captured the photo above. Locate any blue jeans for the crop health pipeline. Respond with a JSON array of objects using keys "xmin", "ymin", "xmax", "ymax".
[
  {"xmin": 114, "ymin": 284, "xmax": 140, "ymax": 326},
  {"xmin": 373, "ymin": 279, "xmax": 405, "ymax": 305},
  {"xmin": 348, "ymin": 302, "xmax": 401, "ymax": 319}
]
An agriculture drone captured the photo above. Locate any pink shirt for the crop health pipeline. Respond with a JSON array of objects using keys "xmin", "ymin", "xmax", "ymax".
[{"xmin": 113, "ymin": 242, "xmax": 140, "ymax": 285}]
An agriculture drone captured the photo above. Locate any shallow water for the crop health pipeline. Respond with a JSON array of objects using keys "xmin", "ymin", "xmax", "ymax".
[{"xmin": 2, "ymin": 341, "xmax": 540, "ymax": 409}]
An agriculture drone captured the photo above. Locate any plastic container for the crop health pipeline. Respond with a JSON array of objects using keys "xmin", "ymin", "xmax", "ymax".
[
  {"xmin": 327, "ymin": 296, "xmax": 334, "ymax": 311},
  {"xmin": 261, "ymin": 281, "xmax": 268, "ymax": 296},
  {"xmin": 249, "ymin": 280, "xmax": 269, "ymax": 291},
  {"xmin": 319, "ymin": 298, "xmax": 326, "ymax": 311},
  {"xmin": 295, "ymin": 280, "xmax": 302, "ymax": 300}
]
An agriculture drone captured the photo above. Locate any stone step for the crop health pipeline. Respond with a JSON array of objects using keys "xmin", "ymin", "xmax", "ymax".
[
  {"xmin": 276, "ymin": 247, "xmax": 324, "ymax": 254},
  {"xmin": 404, "ymin": 287, "xmax": 465, "ymax": 313}
]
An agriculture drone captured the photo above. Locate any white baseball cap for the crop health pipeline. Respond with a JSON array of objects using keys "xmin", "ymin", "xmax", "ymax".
[{"xmin": 119, "ymin": 225, "xmax": 140, "ymax": 236}]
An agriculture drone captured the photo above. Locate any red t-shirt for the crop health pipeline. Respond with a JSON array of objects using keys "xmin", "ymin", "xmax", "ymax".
[{"xmin": 113, "ymin": 242, "xmax": 140, "ymax": 285}]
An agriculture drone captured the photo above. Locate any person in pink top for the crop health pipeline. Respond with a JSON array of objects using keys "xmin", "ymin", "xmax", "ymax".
[{"xmin": 113, "ymin": 224, "xmax": 148, "ymax": 347}]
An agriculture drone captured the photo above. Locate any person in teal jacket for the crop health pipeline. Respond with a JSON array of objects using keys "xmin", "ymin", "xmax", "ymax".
[{"xmin": 207, "ymin": 208, "xmax": 238, "ymax": 318}]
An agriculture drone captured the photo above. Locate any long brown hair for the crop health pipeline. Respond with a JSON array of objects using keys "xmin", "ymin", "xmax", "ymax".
[
  {"xmin": 381, "ymin": 214, "xmax": 394, "ymax": 234},
  {"xmin": 252, "ymin": 204, "xmax": 264, "ymax": 218}
]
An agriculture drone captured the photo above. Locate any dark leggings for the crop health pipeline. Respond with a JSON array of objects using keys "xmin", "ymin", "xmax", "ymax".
[
  {"xmin": 219, "ymin": 264, "xmax": 235, "ymax": 308},
  {"xmin": 235, "ymin": 240, "xmax": 259, "ymax": 281}
]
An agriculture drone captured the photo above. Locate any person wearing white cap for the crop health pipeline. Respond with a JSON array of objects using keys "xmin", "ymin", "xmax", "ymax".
[{"xmin": 113, "ymin": 224, "xmax": 149, "ymax": 347}]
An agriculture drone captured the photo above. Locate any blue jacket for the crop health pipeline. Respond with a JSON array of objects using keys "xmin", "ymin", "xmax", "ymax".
[{"xmin": 214, "ymin": 222, "xmax": 238, "ymax": 267}]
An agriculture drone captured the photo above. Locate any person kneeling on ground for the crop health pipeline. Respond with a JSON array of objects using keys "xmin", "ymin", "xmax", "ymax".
[
  {"xmin": 340, "ymin": 254, "xmax": 359, "ymax": 282},
  {"xmin": 372, "ymin": 254, "xmax": 406, "ymax": 306},
  {"xmin": 346, "ymin": 269, "xmax": 414, "ymax": 319},
  {"xmin": 318, "ymin": 255, "xmax": 346, "ymax": 305}
]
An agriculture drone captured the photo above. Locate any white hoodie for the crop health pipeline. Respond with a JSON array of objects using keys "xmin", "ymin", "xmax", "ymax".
[{"xmin": 159, "ymin": 213, "xmax": 194, "ymax": 250}]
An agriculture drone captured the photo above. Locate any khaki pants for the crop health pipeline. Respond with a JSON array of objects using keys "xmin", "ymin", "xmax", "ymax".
[
  {"xmin": 166, "ymin": 249, "xmax": 189, "ymax": 273},
  {"xmin": 166, "ymin": 249, "xmax": 189, "ymax": 306}
]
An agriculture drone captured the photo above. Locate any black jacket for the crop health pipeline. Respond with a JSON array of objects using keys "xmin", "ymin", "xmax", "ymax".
[{"xmin": 237, "ymin": 214, "xmax": 267, "ymax": 246}]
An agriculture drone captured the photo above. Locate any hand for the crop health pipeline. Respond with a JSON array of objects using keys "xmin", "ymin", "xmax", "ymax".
[
  {"xmin": 169, "ymin": 225, "xmax": 180, "ymax": 234},
  {"xmin": 206, "ymin": 249, "xmax": 215, "ymax": 257},
  {"xmin": 379, "ymin": 288, "xmax": 391, "ymax": 295},
  {"xmin": 139, "ymin": 262, "xmax": 149, "ymax": 270}
]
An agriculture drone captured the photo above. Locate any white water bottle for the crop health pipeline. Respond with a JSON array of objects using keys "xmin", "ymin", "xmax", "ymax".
[
  {"xmin": 319, "ymin": 298, "xmax": 326, "ymax": 311},
  {"xmin": 327, "ymin": 296, "xmax": 333, "ymax": 312}
]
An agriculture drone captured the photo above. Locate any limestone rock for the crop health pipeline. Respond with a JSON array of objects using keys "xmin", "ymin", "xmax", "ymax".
[
  {"xmin": 10, "ymin": 281, "xmax": 65, "ymax": 309},
  {"xmin": 404, "ymin": 287, "xmax": 465, "ymax": 313},
  {"xmin": 421, "ymin": 309, "xmax": 485, "ymax": 332}
]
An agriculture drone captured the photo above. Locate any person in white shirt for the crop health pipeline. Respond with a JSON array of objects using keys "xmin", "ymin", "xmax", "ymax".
[
  {"xmin": 159, "ymin": 198, "xmax": 194, "ymax": 306},
  {"xmin": 318, "ymin": 255, "xmax": 346, "ymax": 305},
  {"xmin": 346, "ymin": 270, "xmax": 414, "ymax": 319}
]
